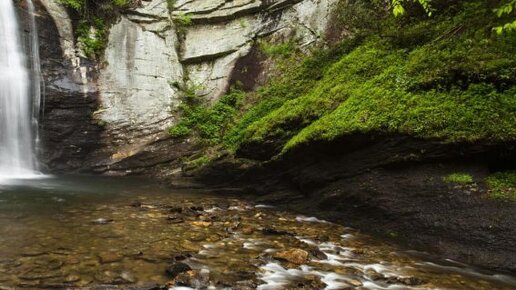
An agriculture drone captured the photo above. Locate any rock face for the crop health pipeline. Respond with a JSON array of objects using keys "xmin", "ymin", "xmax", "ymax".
[
  {"xmin": 18, "ymin": 0, "xmax": 102, "ymax": 171},
  {"xmin": 16, "ymin": 0, "xmax": 339, "ymax": 173},
  {"xmin": 98, "ymin": 3, "xmax": 182, "ymax": 142},
  {"xmin": 92, "ymin": 0, "xmax": 338, "ymax": 172}
]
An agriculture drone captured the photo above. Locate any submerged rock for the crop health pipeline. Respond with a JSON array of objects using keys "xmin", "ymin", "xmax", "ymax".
[{"xmin": 166, "ymin": 262, "xmax": 192, "ymax": 279}]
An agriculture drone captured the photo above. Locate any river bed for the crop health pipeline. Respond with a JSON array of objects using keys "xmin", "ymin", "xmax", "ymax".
[{"xmin": 0, "ymin": 175, "xmax": 514, "ymax": 289}]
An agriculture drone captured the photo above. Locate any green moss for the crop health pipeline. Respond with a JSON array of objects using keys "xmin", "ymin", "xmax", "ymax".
[
  {"xmin": 169, "ymin": 123, "xmax": 191, "ymax": 138},
  {"xmin": 76, "ymin": 17, "xmax": 108, "ymax": 58},
  {"xmin": 259, "ymin": 40, "xmax": 296, "ymax": 58},
  {"xmin": 223, "ymin": 37, "xmax": 365, "ymax": 151},
  {"xmin": 443, "ymin": 173, "xmax": 474, "ymax": 184},
  {"xmin": 486, "ymin": 171, "xmax": 516, "ymax": 201},
  {"xmin": 183, "ymin": 156, "xmax": 212, "ymax": 171},
  {"xmin": 219, "ymin": 0, "xmax": 516, "ymax": 157},
  {"xmin": 169, "ymin": 89, "xmax": 246, "ymax": 145}
]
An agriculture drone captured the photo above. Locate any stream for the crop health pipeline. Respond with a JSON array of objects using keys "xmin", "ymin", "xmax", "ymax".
[{"xmin": 0, "ymin": 176, "xmax": 514, "ymax": 289}]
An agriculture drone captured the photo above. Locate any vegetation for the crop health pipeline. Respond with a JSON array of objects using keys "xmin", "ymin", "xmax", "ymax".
[
  {"xmin": 57, "ymin": 0, "xmax": 130, "ymax": 58},
  {"xmin": 259, "ymin": 40, "xmax": 296, "ymax": 58},
  {"xmin": 443, "ymin": 173, "xmax": 474, "ymax": 184},
  {"xmin": 173, "ymin": 13, "xmax": 193, "ymax": 27},
  {"xmin": 391, "ymin": 0, "xmax": 516, "ymax": 34},
  {"xmin": 169, "ymin": 88, "xmax": 246, "ymax": 146},
  {"xmin": 486, "ymin": 171, "xmax": 516, "ymax": 201},
  {"xmin": 209, "ymin": 0, "xmax": 516, "ymax": 156}
]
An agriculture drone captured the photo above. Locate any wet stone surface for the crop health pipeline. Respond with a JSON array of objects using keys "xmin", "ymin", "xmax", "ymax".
[{"xmin": 0, "ymin": 177, "xmax": 515, "ymax": 289}]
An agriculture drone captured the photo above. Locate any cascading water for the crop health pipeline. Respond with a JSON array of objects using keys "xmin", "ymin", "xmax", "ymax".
[{"xmin": 0, "ymin": 0, "xmax": 42, "ymax": 181}]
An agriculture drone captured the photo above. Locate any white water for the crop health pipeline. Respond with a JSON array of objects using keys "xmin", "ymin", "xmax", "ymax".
[{"xmin": 0, "ymin": 0, "xmax": 42, "ymax": 182}]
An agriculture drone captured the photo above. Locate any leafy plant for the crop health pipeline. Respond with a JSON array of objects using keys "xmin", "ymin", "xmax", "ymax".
[
  {"xmin": 493, "ymin": 0, "xmax": 516, "ymax": 34},
  {"xmin": 174, "ymin": 13, "xmax": 193, "ymax": 26}
]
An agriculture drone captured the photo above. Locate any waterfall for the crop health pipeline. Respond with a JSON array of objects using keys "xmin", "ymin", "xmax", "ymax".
[{"xmin": 0, "ymin": 0, "xmax": 42, "ymax": 181}]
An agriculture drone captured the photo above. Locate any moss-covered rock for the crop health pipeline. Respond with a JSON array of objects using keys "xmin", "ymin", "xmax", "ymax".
[{"xmin": 219, "ymin": 0, "xmax": 516, "ymax": 159}]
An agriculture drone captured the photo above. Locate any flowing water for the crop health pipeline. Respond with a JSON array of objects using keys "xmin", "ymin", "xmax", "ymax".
[
  {"xmin": 0, "ymin": 0, "xmax": 42, "ymax": 181},
  {"xmin": 0, "ymin": 176, "xmax": 514, "ymax": 289}
]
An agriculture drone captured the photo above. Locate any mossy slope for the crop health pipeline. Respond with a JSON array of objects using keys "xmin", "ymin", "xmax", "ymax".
[{"xmin": 223, "ymin": 0, "xmax": 516, "ymax": 156}]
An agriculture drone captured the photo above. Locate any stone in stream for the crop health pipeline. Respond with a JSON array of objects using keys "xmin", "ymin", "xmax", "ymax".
[
  {"xmin": 170, "ymin": 269, "xmax": 210, "ymax": 288},
  {"xmin": 261, "ymin": 227, "xmax": 295, "ymax": 236},
  {"xmin": 273, "ymin": 248, "xmax": 309, "ymax": 265},
  {"xmin": 92, "ymin": 218, "xmax": 114, "ymax": 225},
  {"xmin": 65, "ymin": 274, "xmax": 81, "ymax": 282},
  {"xmin": 188, "ymin": 232, "xmax": 207, "ymax": 242},
  {"xmin": 98, "ymin": 252, "xmax": 123, "ymax": 264},
  {"xmin": 167, "ymin": 214, "xmax": 184, "ymax": 224},
  {"xmin": 168, "ymin": 206, "xmax": 183, "ymax": 213},
  {"xmin": 190, "ymin": 221, "xmax": 212, "ymax": 227},
  {"xmin": 165, "ymin": 262, "xmax": 192, "ymax": 279}
]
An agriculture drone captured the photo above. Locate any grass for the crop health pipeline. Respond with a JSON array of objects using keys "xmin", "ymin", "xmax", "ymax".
[
  {"xmin": 486, "ymin": 171, "xmax": 516, "ymax": 201},
  {"xmin": 443, "ymin": 173, "xmax": 474, "ymax": 184}
]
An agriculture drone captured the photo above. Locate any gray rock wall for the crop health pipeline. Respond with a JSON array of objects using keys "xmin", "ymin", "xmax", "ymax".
[
  {"xmin": 35, "ymin": 0, "xmax": 338, "ymax": 172},
  {"xmin": 96, "ymin": 0, "xmax": 337, "ymax": 163}
]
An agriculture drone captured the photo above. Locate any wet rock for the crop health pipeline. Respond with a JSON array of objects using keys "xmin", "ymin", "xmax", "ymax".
[
  {"xmin": 98, "ymin": 252, "xmax": 123, "ymax": 264},
  {"xmin": 190, "ymin": 206, "xmax": 204, "ymax": 211},
  {"xmin": 92, "ymin": 218, "xmax": 114, "ymax": 225},
  {"xmin": 171, "ymin": 252, "xmax": 193, "ymax": 261},
  {"xmin": 262, "ymin": 228, "xmax": 294, "ymax": 236},
  {"xmin": 365, "ymin": 269, "xmax": 384, "ymax": 280},
  {"xmin": 191, "ymin": 221, "xmax": 212, "ymax": 227},
  {"xmin": 308, "ymin": 246, "xmax": 328, "ymax": 260},
  {"xmin": 21, "ymin": 250, "xmax": 47, "ymax": 257},
  {"xmin": 240, "ymin": 226, "xmax": 255, "ymax": 235},
  {"xmin": 383, "ymin": 276, "xmax": 426, "ymax": 286},
  {"xmin": 273, "ymin": 248, "xmax": 309, "ymax": 265},
  {"xmin": 348, "ymin": 279, "xmax": 363, "ymax": 286},
  {"xmin": 188, "ymin": 232, "xmax": 207, "ymax": 242},
  {"xmin": 298, "ymin": 274, "xmax": 326, "ymax": 289},
  {"xmin": 168, "ymin": 206, "xmax": 183, "ymax": 213},
  {"xmin": 167, "ymin": 214, "xmax": 184, "ymax": 224},
  {"xmin": 166, "ymin": 262, "xmax": 191, "ymax": 279},
  {"xmin": 65, "ymin": 274, "xmax": 81, "ymax": 282},
  {"xmin": 233, "ymin": 280, "xmax": 257, "ymax": 290},
  {"xmin": 120, "ymin": 271, "xmax": 135, "ymax": 283},
  {"xmin": 182, "ymin": 241, "xmax": 201, "ymax": 252},
  {"xmin": 170, "ymin": 269, "xmax": 209, "ymax": 288}
]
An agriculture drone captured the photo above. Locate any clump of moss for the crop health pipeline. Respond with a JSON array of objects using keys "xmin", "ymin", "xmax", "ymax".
[
  {"xmin": 76, "ymin": 17, "xmax": 107, "ymax": 58},
  {"xmin": 169, "ymin": 89, "xmax": 246, "ymax": 145},
  {"xmin": 443, "ymin": 173, "xmax": 474, "ymax": 184},
  {"xmin": 259, "ymin": 40, "xmax": 297, "ymax": 58},
  {"xmin": 486, "ymin": 171, "xmax": 516, "ymax": 201}
]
